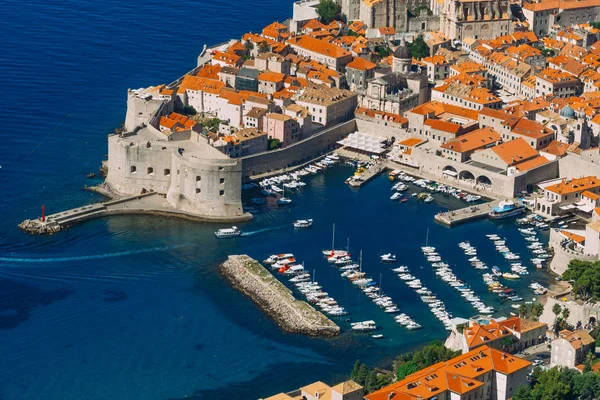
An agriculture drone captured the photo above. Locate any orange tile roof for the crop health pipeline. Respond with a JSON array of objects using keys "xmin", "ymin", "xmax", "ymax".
[
  {"xmin": 178, "ymin": 75, "xmax": 226, "ymax": 94},
  {"xmin": 159, "ymin": 112, "xmax": 197, "ymax": 132},
  {"xmin": 441, "ymin": 127, "xmax": 501, "ymax": 153},
  {"xmin": 378, "ymin": 27, "xmax": 395, "ymax": 35},
  {"xmin": 196, "ymin": 63, "xmax": 222, "ymax": 80},
  {"xmin": 582, "ymin": 190, "xmax": 600, "ymax": 200},
  {"xmin": 510, "ymin": 118, "xmax": 553, "ymax": 139},
  {"xmin": 398, "ymin": 137, "xmax": 425, "ymax": 147},
  {"xmin": 287, "ymin": 35, "xmax": 351, "ymax": 58},
  {"xmin": 425, "ymin": 119, "xmax": 462, "ymax": 134},
  {"xmin": 346, "ymin": 57, "xmax": 377, "ymax": 71},
  {"xmin": 537, "ymin": 68, "xmax": 579, "ymax": 84},
  {"xmin": 410, "ymin": 100, "xmax": 480, "ymax": 120},
  {"xmin": 514, "ymin": 155, "xmax": 550, "ymax": 172},
  {"xmin": 546, "ymin": 176, "xmax": 600, "ymax": 195},
  {"xmin": 365, "ymin": 346, "xmax": 530, "ymax": 400},
  {"xmin": 542, "ymin": 140, "xmax": 569, "ymax": 157},
  {"xmin": 355, "ymin": 107, "xmax": 408, "ymax": 125},
  {"xmin": 258, "ymin": 71, "xmax": 286, "ymax": 83},
  {"xmin": 303, "ymin": 19, "xmax": 325, "ymax": 31},
  {"xmin": 451, "ymin": 61, "xmax": 485, "ymax": 74},
  {"xmin": 489, "ymin": 138, "xmax": 539, "ymax": 166},
  {"xmin": 422, "ymin": 55, "xmax": 448, "ymax": 65},
  {"xmin": 212, "ymin": 51, "xmax": 241, "ymax": 66}
]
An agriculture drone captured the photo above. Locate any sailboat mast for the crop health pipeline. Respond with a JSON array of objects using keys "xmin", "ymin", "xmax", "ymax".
[
  {"xmin": 347, "ymin": 238, "xmax": 350, "ymax": 253},
  {"xmin": 332, "ymin": 223, "xmax": 336, "ymax": 250},
  {"xmin": 359, "ymin": 250, "xmax": 363, "ymax": 272},
  {"xmin": 426, "ymin": 227, "xmax": 430, "ymax": 247}
]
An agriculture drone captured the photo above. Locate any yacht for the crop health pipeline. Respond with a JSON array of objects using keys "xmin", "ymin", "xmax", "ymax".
[
  {"xmin": 351, "ymin": 320, "xmax": 377, "ymax": 331},
  {"xmin": 390, "ymin": 192, "xmax": 401, "ymax": 201},
  {"xmin": 263, "ymin": 253, "xmax": 294, "ymax": 264},
  {"xmin": 488, "ymin": 200, "xmax": 526, "ymax": 219},
  {"xmin": 380, "ymin": 253, "xmax": 397, "ymax": 263},
  {"xmin": 293, "ymin": 219, "xmax": 313, "ymax": 228},
  {"xmin": 277, "ymin": 197, "xmax": 292, "ymax": 205},
  {"xmin": 214, "ymin": 226, "xmax": 241, "ymax": 239}
]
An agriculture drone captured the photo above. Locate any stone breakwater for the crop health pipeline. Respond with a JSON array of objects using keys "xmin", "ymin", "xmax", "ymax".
[
  {"xmin": 220, "ymin": 255, "xmax": 340, "ymax": 337},
  {"xmin": 18, "ymin": 219, "xmax": 61, "ymax": 234}
]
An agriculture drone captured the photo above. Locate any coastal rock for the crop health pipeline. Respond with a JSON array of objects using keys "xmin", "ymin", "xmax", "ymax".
[
  {"xmin": 220, "ymin": 255, "xmax": 340, "ymax": 337},
  {"xmin": 18, "ymin": 219, "xmax": 61, "ymax": 235}
]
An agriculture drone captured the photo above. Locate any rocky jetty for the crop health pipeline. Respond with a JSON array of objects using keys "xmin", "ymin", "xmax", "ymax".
[
  {"xmin": 220, "ymin": 255, "xmax": 340, "ymax": 337},
  {"xmin": 18, "ymin": 219, "xmax": 61, "ymax": 234}
]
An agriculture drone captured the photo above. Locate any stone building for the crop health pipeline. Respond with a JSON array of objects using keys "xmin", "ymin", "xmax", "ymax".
[
  {"xmin": 296, "ymin": 86, "xmax": 358, "ymax": 126},
  {"xmin": 523, "ymin": 0, "xmax": 600, "ymax": 37},
  {"xmin": 551, "ymin": 329, "xmax": 595, "ymax": 369},
  {"xmin": 436, "ymin": 0, "xmax": 512, "ymax": 41},
  {"xmin": 341, "ymin": 0, "xmax": 431, "ymax": 32}
]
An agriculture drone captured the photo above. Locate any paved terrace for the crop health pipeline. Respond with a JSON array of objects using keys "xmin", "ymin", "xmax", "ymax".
[{"xmin": 434, "ymin": 200, "xmax": 501, "ymax": 227}]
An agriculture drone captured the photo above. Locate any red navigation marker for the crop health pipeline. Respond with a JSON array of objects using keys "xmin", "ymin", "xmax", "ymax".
[{"xmin": 41, "ymin": 205, "xmax": 45, "ymax": 222}]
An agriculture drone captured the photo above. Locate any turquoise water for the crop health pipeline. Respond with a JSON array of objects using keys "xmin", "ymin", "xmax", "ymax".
[{"xmin": 0, "ymin": 1, "xmax": 553, "ymax": 398}]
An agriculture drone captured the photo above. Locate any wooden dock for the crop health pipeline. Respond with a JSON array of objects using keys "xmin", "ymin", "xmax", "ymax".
[{"xmin": 434, "ymin": 200, "xmax": 501, "ymax": 227}]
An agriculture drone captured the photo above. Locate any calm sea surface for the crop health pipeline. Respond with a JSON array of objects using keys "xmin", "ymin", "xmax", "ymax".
[{"xmin": 0, "ymin": 1, "xmax": 552, "ymax": 399}]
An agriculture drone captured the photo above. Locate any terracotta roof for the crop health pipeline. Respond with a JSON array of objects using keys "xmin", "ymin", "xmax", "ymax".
[
  {"xmin": 537, "ymin": 68, "xmax": 579, "ymax": 84},
  {"xmin": 159, "ymin": 112, "xmax": 197, "ymax": 133},
  {"xmin": 514, "ymin": 155, "xmax": 551, "ymax": 172},
  {"xmin": 331, "ymin": 380, "xmax": 363, "ymax": 394},
  {"xmin": 346, "ymin": 57, "xmax": 377, "ymax": 71},
  {"xmin": 258, "ymin": 71, "xmax": 286, "ymax": 83},
  {"xmin": 378, "ymin": 27, "xmax": 395, "ymax": 35},
  {"xmin": 355, "ymin": 107, "xmax": 407, "ymax": 125},
  {"xmin": 558, "ymin": 329, "xmax": 595, "ymax": 349},
  {"xmin": 489, "ymin": 138, "xmax": 539, "ymax": 166},
  {"xmin": 410, "ymin": 100, "xmax": 480, "ymax": 120},
  {"xmin": 423, "ymin": 55, "xmax": 448, "ymax": 66},
  {"xmin": 398, "ymin": 137, "xmax": 425, "ymax": 147},
  {"xmin": 212, "ymin": 51, "xmax": 241, "ymax": 66},
  {"xmin": 196, "ymin": 63, "xmax": 222, "ymax": 79},
  {"xmin": 425, "ymin": 119, "xmax": 462, "ymax": 134},
  {"xmin": 583, "ymin": 190, "xmax": 600, "ymax": 200},
  {"xmin": 287, "ymin": 35, "xmax": 351, "ymax": 58},
  {"xmin": 510, "ymin": 118, "xmax": 553, "ymax": 139},
  {"xmin": 441, "ymin": 127, "xmax": 501, "ymax": 153},
  {"xmin": 365, "ymin": 346, "xmax": 530, "ymax": 400},
  {"xmin": 545, "ymin": 176, "xmax": 600, "ymax": 195},
  {"xmin": 178, "ymin": 75, "xmax": 226, "ymax": 94}
]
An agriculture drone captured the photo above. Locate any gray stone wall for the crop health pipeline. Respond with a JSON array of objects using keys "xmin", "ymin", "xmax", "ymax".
[{"xmin": 241, "ymin": 120, "xmax": 356, "ymax": 178}]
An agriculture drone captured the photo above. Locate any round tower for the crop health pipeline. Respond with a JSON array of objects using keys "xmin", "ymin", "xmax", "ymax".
[{"xmin": 393, "ymin": 35, "xmax": 411, "ymax": 74}]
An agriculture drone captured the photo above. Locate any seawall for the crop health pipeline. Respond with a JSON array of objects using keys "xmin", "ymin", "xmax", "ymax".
[{"xmin": 220, "ymin": 255, "xmax": 340, "ymax": 337}]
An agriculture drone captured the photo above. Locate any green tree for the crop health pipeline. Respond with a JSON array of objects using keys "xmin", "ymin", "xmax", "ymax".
[
  {"xmin": 347, "ymin": 29, "xmax": 358, "ymax": 37},
  {"xmin": 552, "ymin": 303, "xmax": 562, "ymax": 319},
  {"xmin": 541, "ymin": 48, "xmax": 555, "ymax": 57},
  {"xmin": 315, "ymin": 0, "xmax": 340, "ymax": 24},
  {"xmin": 530, "ymin": 367, "xmax": 574, "ymax": 400},
  {"xmin": 573, "ymin": 371, "xmax": 600, "ymax": 399},
  {"xmin": 182, "ymin": 105, "xmax": 197, "ymax": 115},
  {"xmin": 408, "ymin": 36, "xmax": 430, "ymax": 60},
  {"xmin": 396, "ymin": 360, "xmax": 419, "ymax": 380},
  {"xmin": 500, "ymin": 336, "xmax": 517, "ymax": 351},
  {"xmin": 531, "ymin": 303, "xmax": 544, "ymax": 320},
  {"xmin": 257, "ymin": 41, "xmax": 270, "ymax": 54},
  {"xmin": 519, "ymin": 303, "xmax": 531, "ymax": 318},
  {"xmin": 562, "ymin": 306, "xmax": 570, "ymax": 321},
  {"xmin": 244, "ymin": 41, "xmax": 254, "ymax": 52},
  {"xmin": 591, "ymin": 21, "xmax": 600, "ymax": 30},
  {"xmin": 268, "ymin": 138, "xmax": 281, "ymax": 150},
  {"xmin": 350, "ymin": 360, "xmax": 362, "ymax": 380},
  {"xmin": 513, "ymin": 384, "xmax": 533, "ymax": 400},
  {"xmin": 203, "ymin": 117, "xmax": 221, "ymax": 132},
  {"xmin": 376, "ymin": 46, "xmax": 391, "ymax": 58}
]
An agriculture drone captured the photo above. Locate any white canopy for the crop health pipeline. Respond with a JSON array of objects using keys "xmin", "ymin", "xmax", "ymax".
[{"xmin": 442, "ymin": 169, "xmax": 458, "ymax": 177}]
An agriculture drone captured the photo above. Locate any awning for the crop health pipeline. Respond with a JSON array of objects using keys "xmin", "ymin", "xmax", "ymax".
[
  {"xmin": 559, "ymin": 204, "xmax": 576, "ymax": 210},
  {"xmin": 442, "ymin": 169, "xmax": 458, "ymax": 177},
  {"xmin": 578, "ymin": 204, "xmax": 595, "ymax": 213}
]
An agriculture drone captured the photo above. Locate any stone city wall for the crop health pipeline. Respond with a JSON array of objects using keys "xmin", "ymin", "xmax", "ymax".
[{"xmin": 241, "ymin": 119, "xmax": 356, "ymax": 178}]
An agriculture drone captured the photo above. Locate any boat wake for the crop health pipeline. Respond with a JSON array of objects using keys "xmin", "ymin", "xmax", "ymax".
[
  {"xmin": 240, "ymin": 225, "xmax": 287, "ymax": 236},
  {"xmin": 0, "ymin": 245, "xmax": 186, "ymax": 264}
]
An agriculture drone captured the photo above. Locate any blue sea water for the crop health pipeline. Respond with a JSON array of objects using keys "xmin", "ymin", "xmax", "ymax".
[{"xmin": 0, "ymin": 2, "xmax": 553, "ymax": 399}]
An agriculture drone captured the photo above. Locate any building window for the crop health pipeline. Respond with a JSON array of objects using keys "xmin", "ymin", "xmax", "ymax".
[
  {"xmin": 196, "ymin": 176, "xmax": 201, "ymax": 182},
  {"xmin": 219, "ymin": 189, "xmax": 225, "ymax": 196},
  {"xmin": 220, "ymin": 178, "xmax": 225, "ymax": 184},
  {"xmin": 164, "ymin": 169, "xmax": 170, "ymax": 176},
  {"xmin": 147, "ymin": 167, "xmax": 154, "ymax": 175},
  {"xmin": 196, "ymin": 188, "xmax": 201, "ymax": 194},
  {"xmin": 130, "ymin": 166, "xmax": 136, "ymax": 173}
]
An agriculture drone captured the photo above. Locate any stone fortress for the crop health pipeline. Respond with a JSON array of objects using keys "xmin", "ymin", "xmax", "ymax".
[{"xmin": 105, "ymin": 87, "xmax": 246, "ymax": 221}]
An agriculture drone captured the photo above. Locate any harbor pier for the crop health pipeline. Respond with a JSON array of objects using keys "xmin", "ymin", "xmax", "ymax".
[
  {"xmin": 19, "ymin": 192, "xmax": 252, "ymax": 234},
  {"xmin": 220, "ymin": 255, "xmax": 340, "ymax": 337},
  {"xmin": 434, "ymin": 200, "xmax": 501, "ymax": 227}
]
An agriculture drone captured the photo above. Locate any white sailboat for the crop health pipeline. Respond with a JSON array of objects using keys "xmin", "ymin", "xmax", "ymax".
[{"xmin": 322, "ymin": 223, "xmax": 348, "ymax": 257}]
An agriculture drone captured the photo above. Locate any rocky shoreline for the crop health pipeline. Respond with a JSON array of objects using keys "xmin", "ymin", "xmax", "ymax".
[{"xmin": 220, "ymin": 255, "xmax": 340, "ymax": 337}]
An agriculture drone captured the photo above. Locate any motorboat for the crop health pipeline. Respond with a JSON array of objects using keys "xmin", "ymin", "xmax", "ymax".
[
  {"xmin": 263, "ymin": 253, "xmax": 295, "ymax": 264},
  {"xmin": 351, "ymin": 320, "xmax": 377, "ymax": 331},
  {"xmin": 371, "ymin": 334, "xmax": 384, "ymax": 339},
  {"xmin": 293, "ymin": 219, "xmax": 313, "ymax": 228},
  {"xmin": 214, "ymin": 226, "xmax": 241, "ymax": 239},
  {"xmin": 380, "ymin": 253, "xmax": 397, "ymax": 263},
  {"xmin": 390, "ymin": 192, "xmax": 401, "ymax": 201},
  {"xmin": 277, "ymin": 197, "xmax": 292, "ymax": 205},
  {"xmin": 488, "ymin": 200, "xmax": 526, "ymax": 219}
]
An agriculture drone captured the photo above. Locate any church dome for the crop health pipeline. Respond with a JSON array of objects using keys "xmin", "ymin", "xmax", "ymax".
[
  {"xmin": 394, "ymin": 42, "xmax": 411, "ymax": 60},
  {"xmin": 559, "ymin": 105, "xmax": 575, "ymax": 119}
]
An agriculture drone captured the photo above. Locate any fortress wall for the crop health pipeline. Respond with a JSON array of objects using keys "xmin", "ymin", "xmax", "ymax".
[
  {"xmin": 167, "ymin": 153, "xmax": 244, "ymax": 218},
  {"xmin": 241, "ymin": 120, "xmax": 356, "ymax": 178},
  {"xmin": 105, "ymin": 135, "xmax": 173, "ymax": 195}
]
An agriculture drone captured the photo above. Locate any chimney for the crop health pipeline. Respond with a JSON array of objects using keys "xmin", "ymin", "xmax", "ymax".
[{"xmin": 501, "ymin": 353, "xmax": 506, "ymax": 360}]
